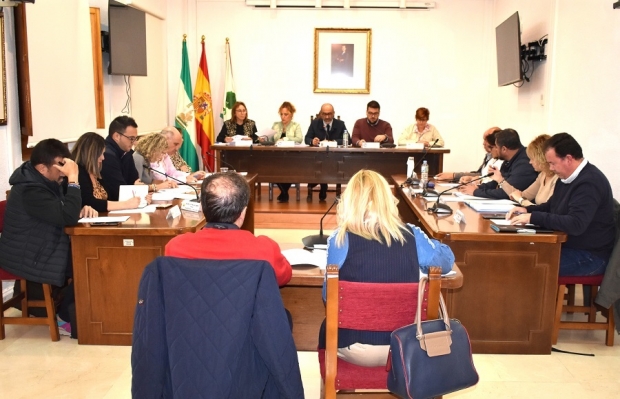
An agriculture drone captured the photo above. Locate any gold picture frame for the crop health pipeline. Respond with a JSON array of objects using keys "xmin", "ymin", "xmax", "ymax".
[
  {"xmin": 313, "ymin": 28, "xmax": 371, "ymax": 94},
  {"xmin": 0, "ymin": 12, "xmax": 7, "ymax": 125}
]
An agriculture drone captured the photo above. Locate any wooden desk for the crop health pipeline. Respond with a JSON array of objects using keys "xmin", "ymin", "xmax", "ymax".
[
  {"xmin": 212, "ymin": 145, "xmax": 449, "ymax": 184},
  {"xmin": 282, "ymin": 264, "xmax": 463, "ymax": 351},
  {"xmin": 393, "ymin": 175, "xmax": 566, "ymax": 354},
  {"xmin": 66, "ymin": 174, "xmax": 256, "ymax": 345}
]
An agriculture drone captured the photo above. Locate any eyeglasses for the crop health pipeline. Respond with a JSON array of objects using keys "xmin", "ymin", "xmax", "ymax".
[{"xmin": 119, "ymin": 132, "xmax": 138, "ymax": 143}]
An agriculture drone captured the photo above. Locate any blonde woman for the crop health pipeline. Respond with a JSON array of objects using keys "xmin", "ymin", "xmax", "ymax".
[
  {"xmin": 133, "ymin": 133, "xmax": 178, "ymax": 192},
  {"xmin": 269, "ymin": 101, "xmax": 303, "ymax": 144},
  {"xmin": 318, "ymin": 170, "xmax": 454, "ymax": 367},
  {"xmin": 508, "ymin": 134, "xmax": 558, "ymax": 206}
]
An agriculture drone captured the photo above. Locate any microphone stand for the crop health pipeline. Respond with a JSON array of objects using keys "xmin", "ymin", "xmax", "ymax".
[
  {"xmin": 406, "ymin": 138, "xmax": 440, "ymax": 186},
  {"xmin": 205, "ymin": 151, "xmax": 237, "ymax": 173},
  {"xmin": 428, "ymin": 172, "xmax": 494, "ymax": 215},
  {"xmin": 144, "ymin": 165, "xmax": 200, "ymax": 202},
  {"xmin": 302, "ymin": 197, "xmax": 338, "ymax": 248}
]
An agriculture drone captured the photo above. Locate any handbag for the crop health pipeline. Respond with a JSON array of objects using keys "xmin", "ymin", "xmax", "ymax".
[{"xmin": 387, "ymin": 277, "xmax": 479, "ymax": 399}]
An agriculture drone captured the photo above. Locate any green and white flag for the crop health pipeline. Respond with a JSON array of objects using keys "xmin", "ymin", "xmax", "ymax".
[
  {"xmin": 220, "ymin": 39, "xmax": 236, "ymax": 121},
  {"xmin": 175, "ymin": 37, "xmax": 199, "ymax": 171}
]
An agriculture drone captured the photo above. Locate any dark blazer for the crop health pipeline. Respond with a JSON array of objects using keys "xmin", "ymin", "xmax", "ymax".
[
  {"xmin": 100, "ymin": 136, "xmax": 139, "ymax": 201},
  {"xmin": 474, "ymin": 146, "xmax": 537, "ymax": 200},
  {"xmin": 304, "ymin": 117, "xmax": 348, "ymax": 146},
  {"xmin": 131, "ymin": 257, "xmax": 305, "ymax": 399}
]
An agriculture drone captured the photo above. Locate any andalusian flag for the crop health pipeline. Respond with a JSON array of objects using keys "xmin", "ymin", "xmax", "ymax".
[
  {"xmin": 220, "ymin": 38, "xmax": 236, "ymax": 121},
  {"xmin": 175, "ymin": 36, "xmax": 199, "ymax": 171},
  {"xmin": 193, "ymin": 36, "xmax": 215, "ymax": 172}
]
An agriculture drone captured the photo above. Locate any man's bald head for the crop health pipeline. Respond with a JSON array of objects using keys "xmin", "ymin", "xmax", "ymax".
[
  {"xmin": 320, "ymin": 103, "xmax": 335, "ymax": 124},
  {"xmin": 200, "ymin": 172, "xmax": 249, "ymax": 225},
  {"xmin": 483, "ymin": 126, "xmax": 501, "ymax": 139},
  {"xmin": 162, "ymin": 126, "xmax": 183, "ymax": 154}
]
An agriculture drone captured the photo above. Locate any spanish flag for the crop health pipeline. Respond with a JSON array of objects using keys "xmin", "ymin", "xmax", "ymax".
[
  {"xmin": 193, "ymin": 36, "xmax": 215, "ymax": 172},
  {"xmin": 175, "ymin": 36, "xmax": 199, "ymax": 171}
]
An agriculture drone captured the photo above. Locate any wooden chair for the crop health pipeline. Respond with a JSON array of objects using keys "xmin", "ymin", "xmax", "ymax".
[
  {"xmin": 320, "ymin": 265, "xmax": 443, "ymax": 398},
  {"xmin": 268, "ymin": 183, "xmax": 301, "ymax": 201},
  {"xmin": 552, "ymin": 274, "xmax": 615, "ymax": 346},
  {"xmin": 0, "ymin": 200, "xmax": 60, "ymax": 341}
]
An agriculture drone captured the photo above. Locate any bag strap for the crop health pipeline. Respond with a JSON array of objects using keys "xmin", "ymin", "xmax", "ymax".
[{"xmin": 416, "ymin": 277, "xmax": 452, "ymax": 339}]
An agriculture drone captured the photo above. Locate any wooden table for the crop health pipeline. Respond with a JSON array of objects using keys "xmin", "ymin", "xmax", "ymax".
[
  {"xmin": 66, "ymin": 174, "xmax": 256, "ymax": 345},
  {"xmin": 212, "ymin": 144, "xmax": 449, "ymax": 184},
  {"xmin": 393, "ymin": 175, "xmax": 567, "ymax": 354},
  {"xmin": 281, "ymin": 264, "xmax": 464, "ymax": 351}
]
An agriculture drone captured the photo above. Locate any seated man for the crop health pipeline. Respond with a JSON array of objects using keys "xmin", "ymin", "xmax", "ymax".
[
  {"xmin": 0, "ymin": 139, "xmax": 97, "ymax": 337},
  {"xmin": 162, "ymin": 126, "xmax": 207, "ymax": 180},
  {"xmin": 436, "ymin": 127, "xmax": 501, "ymax": 182},
  {"xmin": 305, "ymin": 103, "xmax": 348, "ymax": 201},
  {"xmin": 100, "ymin": 115, "xmax": 140, "ymax": 201},
  {"xmin": 351, "ymin": 100, "xmax": 393, "ymax": 147},
  {"xmin": 165, "ymin": 172, "xmax": 292, "ymax": 287},
  {"xmin": 459, "ymin": 128, "xmax": 537, "ymax": 199},
  {"xmin": 507, "ymin": 133, "xmax": 615, "ymax": 276}
]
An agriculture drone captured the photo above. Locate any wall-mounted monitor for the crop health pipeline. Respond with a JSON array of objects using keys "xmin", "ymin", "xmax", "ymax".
[
  {"xmin": 108, "ymin": 4, "xmax": 147, "ymax": 76},
  {"xmin": 495, "ymin": 11, "xmax": 522, "ymax": 87}
]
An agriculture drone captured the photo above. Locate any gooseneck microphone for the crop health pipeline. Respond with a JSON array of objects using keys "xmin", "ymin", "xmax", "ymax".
[
  {"xmin": 406, "ymin": 138, "xmax": 440, "ymax": 186},
  {"xmin": 302, "ymin": 197, "xmax": 339, "ymax": 248},
  {"xmin": 204, "ymin": 151, "xmax": 237, "ymax": 173},
  {"xmin": 428, "ymin": 172, "xmax": 494, "ymax": 214},
  {"xmin": 143, "ymin": 164, "xmax": 200, "ymax": 202}
]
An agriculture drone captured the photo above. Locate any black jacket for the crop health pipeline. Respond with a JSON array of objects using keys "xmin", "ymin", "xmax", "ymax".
[
  {"xmin": 474, "ymin": 146, "xmax": 537, "ymax": 199},
  {"xmin": 100, "ymin": 136, "xmax": 139, "ymax": 201},
  {"xmin": 0, "ymin": 162, "xmax": 81, "ymax": 286},
  {"xmin": 305, "ymin": 117, "xmax": 348, "ymax": 146}
]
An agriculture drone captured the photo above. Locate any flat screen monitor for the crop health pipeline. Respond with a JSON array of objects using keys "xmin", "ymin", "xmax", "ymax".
[
  {"xmin": 495, "ymin": 11, "xmax": 522, "ymax": 86},
  {"xmin": 108, "ymin": 5, "xmax": 147, "ymax": 76}
]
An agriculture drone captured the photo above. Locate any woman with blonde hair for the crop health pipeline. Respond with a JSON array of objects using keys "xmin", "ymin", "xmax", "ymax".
[
  {"xmin": 318, "ymin": 169, "xmax": 454, "ymax": 367},
  {"xmin": 133, "ymin": 133, "xmax": 178, "ymax": 192},
  {"xmin": 268, "ymin": 101, "xmax": 303, "ymax": 201},
  {"xmin": 508, "ymin": 134, "xmax": 558, "ymax": 206},
  {"xmin": 72, "ymin": 132, "xmax": 142, "ymax": 212}
]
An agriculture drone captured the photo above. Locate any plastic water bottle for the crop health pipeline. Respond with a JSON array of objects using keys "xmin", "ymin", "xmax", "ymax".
[
  {"xmin": 407, "ymin": 157, "xmax": 415, "ymax": 180},
  {"xmin": 343, "ymin": 130, "xmax": 349, "ymax": 148},
  {"xmin": 420, "ymin": 160, "xmax": 429, "ymax": 187}
]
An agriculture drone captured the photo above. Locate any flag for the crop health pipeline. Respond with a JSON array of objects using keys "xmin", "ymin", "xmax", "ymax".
[
  {"xmin": 193, "ymin": 36, "xmax": 215, "ymax": 172},
  {"xmin": 220, "ymin": 38, "xmax": 236, "ymax": 121},
  {"xmin": 175, "ymin": 36, "xmax": 199, "ymax": 171}
]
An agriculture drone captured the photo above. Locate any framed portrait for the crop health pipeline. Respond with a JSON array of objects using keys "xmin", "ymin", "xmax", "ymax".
[
  {"xmin": 0, "ymin": 12, "xmax": 6, "ymax": 125},
  {"xmin": 314, "ymin": 28, "xmax": 371, "ymax": 94}
]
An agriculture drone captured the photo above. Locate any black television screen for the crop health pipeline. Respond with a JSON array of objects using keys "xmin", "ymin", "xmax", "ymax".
[
  {"xmin": 108, "ymin": 5, "xmax": 147, "ymax": 76},
  {"xmin": 495, "ymin": 12, "xmax": 522, "ymax": 86}
]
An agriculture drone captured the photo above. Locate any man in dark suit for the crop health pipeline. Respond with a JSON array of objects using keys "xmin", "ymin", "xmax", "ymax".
[{"xmin": 304, "ymin": 103, "xmax": 348, "ymax": 202}]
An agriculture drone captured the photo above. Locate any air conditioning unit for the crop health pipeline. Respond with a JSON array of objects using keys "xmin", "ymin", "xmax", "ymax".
[{"xmin": 246, "ymin": 0, "xmax": 435, "ymax": 10}]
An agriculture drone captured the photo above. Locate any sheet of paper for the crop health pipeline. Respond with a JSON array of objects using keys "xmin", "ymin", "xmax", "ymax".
[
  {"xmin": 258, "ymin": 128, "xmax": 277, "ymax": 138},
  {"xmin": 109, "ymin": 205, "xmax": 157, "ymax": 214},
  {"xmin": 118, "ymin": 185, "xmax": 148, "ymax": 201},
  {"xmin": 419, "ymin": 270, "xmax": 457, "ymax": 279},
  {"xmin": 78, "ymin": 216, "xmax": 130, "ymax": 223},
  {"xmin": 491, "ymin": 219, "xmax": 534, "ymax": 226},
  {"xmin": 282, "ymin": 248, "xmax": 327, "ymax": 269},
  {"xmin": 151, "ymin": 192, "xmax": 176, "ymax": 201}
]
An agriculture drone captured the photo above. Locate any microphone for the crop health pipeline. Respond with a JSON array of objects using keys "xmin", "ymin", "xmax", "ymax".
[
  {"xmin": 428, "ymin": 172, "xmax": 494, "ymax": 215},
  {"xmin": 204, "ymin": 151, "xmax": 237, "ymax": 173},
  {"xmin": 144, "ymin": 164, "xmax": 199, "ymax": 202},
  {"xmin": 302, "ymin": 196, "xmax": 339, "ymax": 248},
  {"xmin": 406, "ymin": 138, "xmax": 440, "ymax": 186}
]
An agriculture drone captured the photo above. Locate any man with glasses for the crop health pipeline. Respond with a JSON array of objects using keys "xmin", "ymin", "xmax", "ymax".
[
  {"xmin": 100, "ymin": 115, "xmax": 140, "ymax": 201},
  {"xmin": 459, "ymin": 128, "xmax": 537, "ymax": 199},
  {"xmin": 305, "ymin": 103, "xmax": 348, "ymax": 201},
  {"xmin": 351, "ymin": 100, "xmax": 393, "ymax": 147}
]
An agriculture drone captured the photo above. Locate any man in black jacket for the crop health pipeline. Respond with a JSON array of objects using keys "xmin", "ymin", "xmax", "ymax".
[
  {"xmin": 100, "ymin": 115, "xmax": 140, "ymax": 201},
  {"xmin": 460, "ymin": 128, "xmax": 537, "ymax": 199},
  {"xmin": 304, "ymin": 103, "xmax": 348, "ymax": 201},
  {"xmin": 507, "ymin": 133, "xmax": 615, "ymax": 276}
]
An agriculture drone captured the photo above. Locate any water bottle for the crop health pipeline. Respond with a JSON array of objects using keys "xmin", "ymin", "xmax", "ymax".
[
  {"xmin": 343, "ymin": 130, "xmax": 349, "ymax": 148},
  {"xmin": 420, "ymin": 160, "xmax": 429, "ymax": 187},
  {"xmin": 406, "ymin": 157, "xmax": 416, "ymax": 180}
]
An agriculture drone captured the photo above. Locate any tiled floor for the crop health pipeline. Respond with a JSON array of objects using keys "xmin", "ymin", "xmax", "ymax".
[{"xmin": 1, "ymin": 229, "xmax": 619, "ymax": 398}]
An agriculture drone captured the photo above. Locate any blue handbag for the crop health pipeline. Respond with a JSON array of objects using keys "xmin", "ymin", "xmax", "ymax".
[{"xmin": 387, "ymin": 277, "xmax": 479, "ymax": 399}]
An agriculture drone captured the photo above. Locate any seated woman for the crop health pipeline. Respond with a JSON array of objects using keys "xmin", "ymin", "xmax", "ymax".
[
  {"xmin": 318, "ymin": 170, "xmax": 454, "ymax": 367},
  {"xmin": 508, "ymin": 134, "xmax": 558, "ymax": 206},
  {"xmin": 397, "ymin": 107, "xmax": 445, "ymax": 147},
  {"xmin": 216, "ymin": 101, "xmax": 258, "ymax": 143},
  {"xmin": 71, "ymin": 132, "xmax": 142, "ymax": 212},
  {"xmin": 267, "ymin": 101, "xmax": 303, "ymax": 202},
  {"xmin": 133, "ymin": 133, "xmax": 179, "ymax": 192}
]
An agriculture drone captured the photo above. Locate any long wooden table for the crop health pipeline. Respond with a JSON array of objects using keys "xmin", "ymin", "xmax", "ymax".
[
  {"xmin": 212, "ymin": 144, "xmax": 449, "ymax": 184},
  {"xmin": 393, "ymin": 175, "xmax": 567, "ymax": 354},
  {"xmin": 281, "ymin": 264, "xmax": 463, "ymax": 351},
  {"xmin": 66, "ymin": 174, "xmax": 256, "ymax": 345}
]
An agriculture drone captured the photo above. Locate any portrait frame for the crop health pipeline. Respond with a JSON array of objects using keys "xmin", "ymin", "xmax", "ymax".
[
  {"xmin": 314, "ymin": 28, "xmax": 371, "ymax": 94},
  {"xmin": 0, "ymin": 12, "xmax": 7, "ymax": 125}
]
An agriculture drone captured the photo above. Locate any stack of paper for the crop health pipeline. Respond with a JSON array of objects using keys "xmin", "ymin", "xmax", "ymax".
[
  {"xmin": 281, "ymin": 248, "xmax": 327, "ymax": 269},
  {"xmin": 465, "ymin": 200, "xmax": 517, "ymax": 213}
]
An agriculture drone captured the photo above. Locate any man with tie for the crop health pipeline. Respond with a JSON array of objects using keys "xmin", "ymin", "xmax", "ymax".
[
  {"xmin": 305, "ymin": 103, "xmax": 348, "ymax": 201},
  {"xmin": 351, "ymin": 100, "xmax": 393, "ymax": 147}
]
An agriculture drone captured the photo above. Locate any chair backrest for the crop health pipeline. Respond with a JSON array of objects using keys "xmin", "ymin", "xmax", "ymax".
[{"xmin": 0, "ymin": 200, "xmax": 6, "ymax": 233}]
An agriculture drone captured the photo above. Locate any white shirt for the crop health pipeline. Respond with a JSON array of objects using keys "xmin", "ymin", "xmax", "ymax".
[{"xmin": 561, "ymin": 159, "xmax": 588, "ymax": 184}]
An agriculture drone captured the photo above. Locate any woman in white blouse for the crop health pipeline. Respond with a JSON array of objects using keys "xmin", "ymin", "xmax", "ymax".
[{"xmin": 397, "ymin": 107, "xmax": 445, "ymax": 147}]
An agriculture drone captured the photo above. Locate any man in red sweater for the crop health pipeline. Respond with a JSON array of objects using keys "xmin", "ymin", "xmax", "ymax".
[{"xmin": 165, "ymin": 172, "xmax": 292, "ymax": 286}]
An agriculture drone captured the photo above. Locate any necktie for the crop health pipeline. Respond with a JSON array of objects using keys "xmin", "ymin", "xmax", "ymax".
[{"xmin": 326, "ymin": 124, "xmax": 331, "ymax": 139}]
